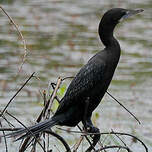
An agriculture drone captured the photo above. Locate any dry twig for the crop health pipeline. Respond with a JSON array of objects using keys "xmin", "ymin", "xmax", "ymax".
[
  {"xmin": 73, "ymin": 135, "xmax": 84, "ymax": 152},
  {"xmin": 0, "ymin": 5, "xmax": 28, "ymax": 73},
  {"xmin": 44, "ymin": 130, "xmax": 71, "ymax": 152},
  {"xmin": 0, "ymin": 72, "xmax": 35, "ymax": 117},
  {"xmin": 106, "ymin": 91, "xmax": 141, "ymax": 124},
  {"xmin": 0, "ymin": 121, "xmax": 8, "ymax": 152},
  {"xmin": 95, "ymin": 145, "xmax": 131, "ymax": 152}
]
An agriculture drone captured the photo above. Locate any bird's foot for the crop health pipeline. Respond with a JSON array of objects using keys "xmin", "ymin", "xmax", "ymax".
[
  {"xmin": 85, "ymin": 126, "xmax": 101, "ymax": 152},
  {"xmin": 86, "ymin": 126, "xmax": 99, "ymax": 135}
]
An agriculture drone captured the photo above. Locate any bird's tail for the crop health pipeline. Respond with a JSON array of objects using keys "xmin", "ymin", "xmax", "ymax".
[{"xmin": 4, "ymin": 115, "xmax": 62, "ymax": 140}]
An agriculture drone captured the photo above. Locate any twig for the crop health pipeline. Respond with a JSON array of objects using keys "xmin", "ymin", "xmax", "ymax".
[
  {"xmin": 0, "ymin": 122, "xmax": 8, "ymax": 152},
  {"xmin": 95, "ymin": 132, "xmax": 148, "ymax": 152},
  {"xmin": 62, "ymin": 76, "xmax": 74, "ymax": 81},
  {"xmin": 45, "ymin": 77, "xmax": 62, "ymax": 117},
  {"xmin": 0, "ymin": 5, "xmax": 28, "ymax": 73},
  {"xmin": 1, "ymin": 115, "xmax": 15, "ymax": 128},
  {"xmin": 108, "ymin": 131, "xmax": 148, "ymax": 152},
  {"xmin": 37, "ymin": 77, "xmax": 62, "ymax": 122},
  {"xmin": 50, "ymin": 83, "xmax": 60, "ymax": 103},
  {"xmin": 31, "ymin": 140, "xmax": 37, "ymax": 152},
  {"xmin": 112, "ymin": 131, "xmax": 127, "ymax": 147},
  {"xmin": 44, "ymin": 130, "xmax": 71, "ymax": 152},
  {"xmin": 95, "ymin": 145, "xmax": 131, "ymax": 152},
  {"xmin": 47, "ymin": 133, "xmax": 50, "ymax": 152},
  {"xmin": 19, "ymin": 137, "xmax": 31, "ymax": 152},
  {"xmin": 73, "ymin": 135, "xmax": 84, "ymax": 152},
  {"xmin": 43, "ymin": 90, "xmax": 47, "ymax": 151},
  {"xmin": 106, "ymin": 91, "xmax": 141, "ymax": 124},
  {"xmin": 0, "ymin": 128, "xmax": 21, "ymax": 131},
  {"xmin": 0, "ymin": 72, "xmax": 35, "ymax": 117}
]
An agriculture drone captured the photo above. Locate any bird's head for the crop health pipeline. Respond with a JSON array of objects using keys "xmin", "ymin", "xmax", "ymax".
[
  {"xmin": 99, "ymin": 8, "xmax": 143, "ymax": 46},
  {"xmin": 101, "ymin": 8, "xmax": 144, "ymax": 26}
]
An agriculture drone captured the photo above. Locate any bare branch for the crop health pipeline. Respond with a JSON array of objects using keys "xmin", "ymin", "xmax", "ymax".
[
  {"xmin": 0, "ymin": 128, "xmax": 21, "ymax": 132},
  {"xmin": 44, "ymin": 130, "xmax": 71, "ymax": 152},
  {"xmin": 73, "ymin": 135, "xmax": 84, "ymax": 152},
  {"xmin": 95, "ymin": 145, "xmax": 131, "ymax": 152},
  {"xmin": 0, "ymin": 122, "xmax": 8, "ymax": 152},
  {"xmin": 0, "ymin": 72, "xmax": 35, "ymax": 117},
  {"xmin": 46, "ymin": 77, "xmax": 62, "ymax": 117},
  {"xmin": 0, "ymin": 5, "xmax": 28, "ymax": 73},
  {"xmin": 62, "ymin": 76, "xmax": 74, "ymax": 81},
  {"xmin": 1, "ymin": 115, "xmax": 15, "ymax": 128},
  {"xmin": 106, "ymin": 91, "xmax": 141, "ymax": 124}
]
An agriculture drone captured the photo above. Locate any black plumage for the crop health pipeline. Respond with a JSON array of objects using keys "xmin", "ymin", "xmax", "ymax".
[{"xmin": 4, "ymin": 8, "xmax": 143, "ymax": 144}]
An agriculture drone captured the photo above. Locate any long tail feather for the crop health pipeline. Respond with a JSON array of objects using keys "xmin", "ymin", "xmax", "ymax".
[{"xmin": 4, "ymin": 115, "xmax": 62, "ymax": 140}]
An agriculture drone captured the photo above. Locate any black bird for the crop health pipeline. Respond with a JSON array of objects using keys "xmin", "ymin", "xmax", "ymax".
[{"xmin": 4, "ymin": 8, "xmax": 143, "ymax": 146}]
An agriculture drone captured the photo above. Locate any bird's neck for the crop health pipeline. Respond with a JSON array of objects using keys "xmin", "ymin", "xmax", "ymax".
[{"xmin": 98, "ymin": 22, "xmax": 120, "ymax": 49}]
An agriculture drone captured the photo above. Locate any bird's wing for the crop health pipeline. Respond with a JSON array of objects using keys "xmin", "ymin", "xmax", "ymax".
[{"xmin": 56, "ymin": 60, "xmax": 106, "ymax": 114}]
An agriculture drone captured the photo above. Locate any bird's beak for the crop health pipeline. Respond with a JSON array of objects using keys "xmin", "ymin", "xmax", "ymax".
[{"xmin": 120, "ymin": 9, "xmax": 144, "ymax": 22}]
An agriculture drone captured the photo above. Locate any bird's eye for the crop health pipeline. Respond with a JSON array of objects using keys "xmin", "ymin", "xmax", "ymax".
[
  {"xmin": 122, "ymin": 11, "xmax": 127, "ymax": 17},
  {"xmin": 125, "ymin": 11, "xmax": 129, "ymax": 15},
  {"xmin": 121, "ymin": 11, "xmax": 130, "ymax": 20}
]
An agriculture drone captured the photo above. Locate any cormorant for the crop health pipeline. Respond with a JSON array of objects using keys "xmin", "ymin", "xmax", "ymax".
[{"xmin": 4, "ymin": 8, "xmax": 143, "ymax": 148}]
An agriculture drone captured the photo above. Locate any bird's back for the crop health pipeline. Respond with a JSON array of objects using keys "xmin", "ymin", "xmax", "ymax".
[{"xmin": 55, "ymin": 46, "xmax": 120, "ymax": 126}]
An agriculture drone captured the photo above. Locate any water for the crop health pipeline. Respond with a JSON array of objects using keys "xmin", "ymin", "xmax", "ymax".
[{"xmin": 0, "ymin": 0, "xmax": 152, "ymax": 151}]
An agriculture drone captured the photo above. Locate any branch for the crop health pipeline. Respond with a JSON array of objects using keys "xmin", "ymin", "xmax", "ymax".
[
  {"xmin": 73, "ymin": 135, "xmax": 84, "ymax": 152},
  {"xmin": 0, "ymin": 5, "xmax": 28, "ymax": 73},
  {"xmin": 0, "ymin": 122, "xmax": 8, "ymax": 152},
  {"xmin": 0, "ymin": 72, "xmax": 35, "ymax": 116},
  {"xmin": 44, "ymin": 130, "xmax": 71, "ymax": 152},
  {"xmin": 45, "ymin": 77, "xmax": 62, "ymax": 118},
  {"xmin": 0, "ymin": 128, "xmax": 21, "ymax": 131},
  {"xmin": 106, "ymin": 91, "xmax": 141, "ymax": 124},
  {"xmin": 95, "ymin": 145, "xmax": 131, "ymax": 152}
]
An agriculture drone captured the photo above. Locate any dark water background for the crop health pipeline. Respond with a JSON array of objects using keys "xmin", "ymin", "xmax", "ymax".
[{"xmin": 0, "ymin": 0, "xmax": 152, "ymax": 151}]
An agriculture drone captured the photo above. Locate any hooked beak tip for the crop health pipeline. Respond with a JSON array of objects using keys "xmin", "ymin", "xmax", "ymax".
[
  {"xmin": 136, "ymin": 9, "xmax": 144, "ymax": 13},
  {"xmin": 120, "ymin": 8, "xmax": 144, "ymax": 22}
]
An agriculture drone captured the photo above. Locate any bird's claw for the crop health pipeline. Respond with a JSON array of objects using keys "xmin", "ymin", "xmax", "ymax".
[{"xmin": 85, "ymin": 126, "xmax": 101, "ymax": 152}]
